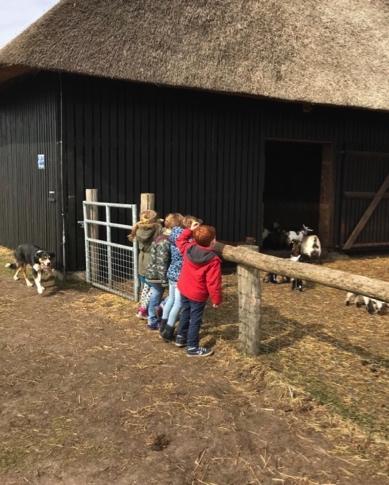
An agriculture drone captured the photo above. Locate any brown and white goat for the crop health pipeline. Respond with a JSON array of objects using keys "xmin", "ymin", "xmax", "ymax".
[
  {"xmin": 287, "ymin": 225, "xmax": 322, "ymax": 291},
  {"xmin": 263, "ymin": 224, "xmax": 321, "ymax": 289}
]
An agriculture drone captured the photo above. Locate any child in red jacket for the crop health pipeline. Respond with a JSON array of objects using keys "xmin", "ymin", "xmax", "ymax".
[{"xmin": 175, "ymin": 222, "xmax": 222, "ymax": 357}]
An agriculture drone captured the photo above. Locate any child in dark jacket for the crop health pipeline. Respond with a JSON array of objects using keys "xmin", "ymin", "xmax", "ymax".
[
  {"xmin": 175, "ymin": 222, "xmax": 222, "ymax": 357},
  {"xmin": 128, "ymin": 210, "xmax": 162, "ymax": 319},
  {"xmin": 144, "ymin": 225, "xmax": 171, "ymax": 329}
]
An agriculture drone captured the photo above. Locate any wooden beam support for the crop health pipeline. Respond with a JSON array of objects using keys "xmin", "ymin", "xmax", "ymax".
[
  {"xmin": 85, "ymin": 189, "xmax": 98, "ymax": 238},
  {"xmin": 237, "ymin": 246, "xmax": 261, "ymax": 355},
  {"xmin": 343, "ymin": 174, "xmax": 389, "ymax": 250},
  {"xmin": 140, "ymin": 193, "xmax": 155, "ymax": 213},
  {"xmin": 85, "ymin": 189, "xmax": 99, "ymax": 281},
  {"xmin": 319, "ymin": 143, "xmax": 335, "ymax": 251}
]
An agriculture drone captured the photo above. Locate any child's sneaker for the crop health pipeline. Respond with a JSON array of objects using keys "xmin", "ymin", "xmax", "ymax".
[
  {"xmin": 159, "ymin": 319, "xmax": 167, "ymax": 335},
  {"xmin": 160, "ymin": 324, "xmax": 175, "ymax": 343},
  {"xmin": 136, "ymin": 308, "xmax": 148, "ymax": 320},
  {"xmin": 175, "ymin": 335, "xmax": 187, "ymax": 347},
  {"xmin": 186, "ymin": 346, "xmax": 214, "ymax": 357},
  {"xmin": 155, "ymin": 305, "xmax": 163, "ymax": 320},
  {"xmin": 147, "ymin": 322, "xmax": 159, "ymax": 330}
]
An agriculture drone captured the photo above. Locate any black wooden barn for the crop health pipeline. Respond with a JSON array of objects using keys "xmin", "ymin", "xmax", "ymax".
[{"xmin": 0, "ymin": 0, "xmax": 388, "ymax": 271}]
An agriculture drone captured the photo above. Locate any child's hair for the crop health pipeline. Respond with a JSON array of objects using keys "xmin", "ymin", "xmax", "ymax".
[
  {"xmin": 128, "ymin": 209, "xmax": 159, "ymax": 241},
  {"xmin": 182, "ymin": 215, "xmax": 203, "ymax": 228},
  {"xmin": 164, "ymin": 213, "xmax": 183, "ymax": 229},
  {"xmin": 139, "ymin": 209, "xmax": 158, "ymax": 224},
  {"xmin": 193, "ymin": 225, "xmax": 216, "ymax": 247}
]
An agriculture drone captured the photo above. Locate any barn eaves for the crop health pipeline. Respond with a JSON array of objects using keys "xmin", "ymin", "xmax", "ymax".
[{"xmin": 0, "ymin": 0, "xmax": 388, "ymax": 111}]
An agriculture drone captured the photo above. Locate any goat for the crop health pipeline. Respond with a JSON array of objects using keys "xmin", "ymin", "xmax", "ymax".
[
  {"xmin": 345, "ymin": 292, "xmax": 388, "ymax": 315},
  {"xmin": 262, "ymin": 222, "xmax": 289, "ymax": 283},
  {"xmin": 287, "ymin": 225, "xmax": 322, "ymax": 291},
  {"xmin": 262, "ymin": 222, "xmax": 288, "ymax": 251},
  {"xmin": 262, "ymin": 223, "xmax": 321, "ymax": 289}
]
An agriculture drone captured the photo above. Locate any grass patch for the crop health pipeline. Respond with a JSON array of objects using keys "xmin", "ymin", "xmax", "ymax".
[
  {"xmin": 305, "ymin": 379, "xmax": 376, "ymax": 432},
  {"xmin": 0, "ymin": 447, "xmax": 28, "ymax": 472}
]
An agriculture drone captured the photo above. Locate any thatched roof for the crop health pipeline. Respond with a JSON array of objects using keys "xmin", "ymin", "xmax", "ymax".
[{"xmin": 1, "ymin": 0, "xmax": 388, "ymax": 111}]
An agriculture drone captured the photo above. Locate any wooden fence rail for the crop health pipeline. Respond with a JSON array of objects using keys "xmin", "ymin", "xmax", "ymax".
[
  {"xmin": 215, "ymin": 242, "xmax": 389, "ymax": 355},
  {"xmin": 217, "ymin": 243, "xmax": 389, "ymax": 303}
]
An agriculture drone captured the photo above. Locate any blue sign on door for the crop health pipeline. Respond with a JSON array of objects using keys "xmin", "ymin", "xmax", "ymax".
[{"xmin": 37, "ymin": 154, "xmax": 45, "ymax": 170}]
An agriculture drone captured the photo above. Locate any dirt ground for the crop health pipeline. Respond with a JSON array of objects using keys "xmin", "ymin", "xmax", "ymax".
[{"xmin": 0, "ymin": 247, "xmax": 388, "ymax": 485}]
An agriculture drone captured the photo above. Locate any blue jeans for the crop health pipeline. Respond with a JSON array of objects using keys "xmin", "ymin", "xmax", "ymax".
[
  {"xmin": 162, "ymin": 280, "xmax": 182, "ymax": 328},
  {"xmin": 147, "ymin": 282, "xmax": 164, "ymax": 326},
  {"xmin": 176, "ymin": 295, "xmax": 206, "ymax": 348}
]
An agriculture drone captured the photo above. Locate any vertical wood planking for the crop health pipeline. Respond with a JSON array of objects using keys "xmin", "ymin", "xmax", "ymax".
[{"xmin": 55, "ymin": 75, "xmax": 389, "ymax": 268}]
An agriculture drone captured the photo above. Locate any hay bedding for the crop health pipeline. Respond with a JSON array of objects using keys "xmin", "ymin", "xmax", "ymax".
[
  {"xmin": 0, "ymin": 246, "xmax": 388, "ymax": 484},
  {"xmin": 254, "ymin": 255, "xmax": 389, "ymax": 438}
]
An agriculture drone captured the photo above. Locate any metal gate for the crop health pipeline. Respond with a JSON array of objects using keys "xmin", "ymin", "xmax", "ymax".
[{"xmin": 82, "ymin": 201, "xmax": 138, "ymax": 300}]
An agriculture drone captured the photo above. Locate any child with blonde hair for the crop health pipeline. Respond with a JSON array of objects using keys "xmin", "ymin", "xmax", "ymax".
[
  {"xmin": 160, "ymin": 215, "xmax": 203, "ymax": 341},
  {"xmin": 158, "ymin": 213, "xmax": 183, "ymax": 340}
]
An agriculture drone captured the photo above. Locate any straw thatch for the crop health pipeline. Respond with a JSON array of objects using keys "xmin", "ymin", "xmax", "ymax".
[{"xmin": 0, "ymin": 0, "xmax": 388, "ymax": 111}]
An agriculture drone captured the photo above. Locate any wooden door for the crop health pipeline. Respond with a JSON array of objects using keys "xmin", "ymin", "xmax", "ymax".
[{"xmin": 340, "ymin": 151, "xmax": 389, "ymax": 249}]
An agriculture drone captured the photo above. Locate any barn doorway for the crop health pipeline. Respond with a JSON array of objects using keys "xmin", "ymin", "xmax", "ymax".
[{"xmin": 263, "ymin": 140, "xmax": 332, "ymax": 247}]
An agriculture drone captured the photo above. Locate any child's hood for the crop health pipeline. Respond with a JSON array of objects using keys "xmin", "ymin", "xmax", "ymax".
[
  {"xmin": 136, "ymin": 223, "xmax": 161, "ymax": 242},
  {"xmin": 186, "ymin": 245, "xmax": 218, "ymax": 265},
  {"xmin": 154, "ymin": 233, "xmax": 170, "ymax": 244}
]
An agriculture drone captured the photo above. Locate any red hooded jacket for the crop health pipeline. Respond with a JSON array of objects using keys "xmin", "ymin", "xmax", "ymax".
[{"xmin": 176, "ymin": 228, "xmax": 222, "ymax": 305}]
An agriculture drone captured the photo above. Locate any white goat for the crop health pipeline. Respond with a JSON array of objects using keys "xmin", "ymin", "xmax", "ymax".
[
  {"xmin": 262, "ymin": 222, "xmax": 289, "ymax": 283},
  {"xmin": 288, "ymin": 225, "xmax": 322, "ymax": 291}
]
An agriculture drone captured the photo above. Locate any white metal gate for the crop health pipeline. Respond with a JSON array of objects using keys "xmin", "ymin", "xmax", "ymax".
[{"xmin": 83, "ymin": 201, "xmax": 138, "ymax": 300}]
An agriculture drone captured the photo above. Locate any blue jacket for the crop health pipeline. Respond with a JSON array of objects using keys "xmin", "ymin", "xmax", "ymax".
[{"xmin": 166, "ymin": 226, "xmax": 184, "ymax": 282}]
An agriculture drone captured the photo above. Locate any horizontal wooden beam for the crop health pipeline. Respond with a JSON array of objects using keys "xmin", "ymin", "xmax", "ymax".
[
  {"xmin": 349, "ymin": 242, "xmax": 389, "ymax": 248},
  {"xmin": 216, "ymin": 243, "xmax": 389, "ymax": 303},
  {"xmin": 341, "ymin": 150, "xmax": 389, "ymax": 157},
  {"xmin": 344, "ymin": 191, "xmax": 389, "ymax": 200}
]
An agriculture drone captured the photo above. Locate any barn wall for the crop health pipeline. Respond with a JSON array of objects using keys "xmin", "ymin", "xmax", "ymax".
[
  {"xmin": 62, "ymin": 74, "xmax": 389, "ymax": 269},
  {"xmin": 1, "ymin": 72, "xmax": 388, "ymax": 271},
  {"xmin": 0, "ymin": 73, "xmax": 62, "ymax": 262},
  {"xmin": 62, "ymin": 75, "xmax": 263, "ymax": 269}
]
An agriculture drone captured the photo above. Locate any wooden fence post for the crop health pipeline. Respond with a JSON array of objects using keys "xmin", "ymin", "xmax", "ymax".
[
  {"xmin": 237, "ymin": 245, "xmax": 261, "ymax": 355},
  {"xmin": 140, "ymin": 193, "xmax": 155, "ymax": 213},
  {"xmin": 85, "ymin": 189, "xmax": 98, "ymax": 281}
]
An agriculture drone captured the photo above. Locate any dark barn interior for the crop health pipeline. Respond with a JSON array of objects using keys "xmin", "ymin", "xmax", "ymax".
[{"xmin": 263, "ymin": 141, "xmax": 322, "ymax": 233}]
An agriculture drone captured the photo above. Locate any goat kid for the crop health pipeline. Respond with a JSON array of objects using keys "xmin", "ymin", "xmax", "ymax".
[
  {"xmin": 288, "ymin": 225, "xmax": 322, "ymax": 291},
  {"xmin": 262, "ymin": 222, "xmax": 288, "ymax": 251},
  {"xmin": 262, "ymin": 222, "xmax": 290, "ymax": 284},
  {"xmin": 345, "ymin": 292, "xmax": 388, "ymax": 315},
  {"xmin": 263, "ymin": 224, "xmax": 321, "ymax": 290}
]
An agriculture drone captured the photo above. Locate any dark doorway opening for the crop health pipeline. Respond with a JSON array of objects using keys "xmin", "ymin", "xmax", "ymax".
[{"xmin": 263, "ymin": 141, "xmax": 322, "ymax": 233}]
